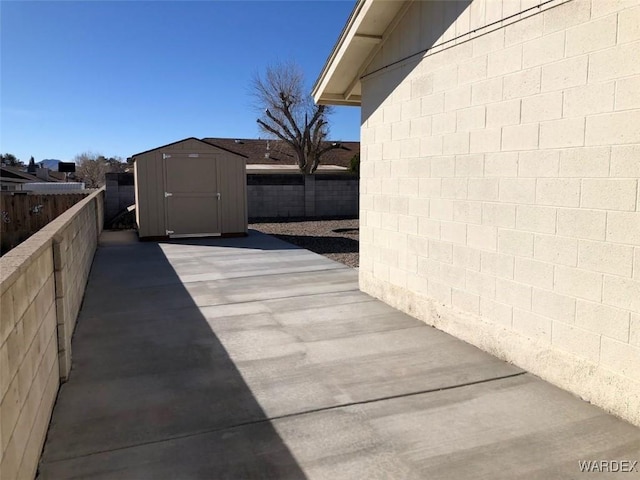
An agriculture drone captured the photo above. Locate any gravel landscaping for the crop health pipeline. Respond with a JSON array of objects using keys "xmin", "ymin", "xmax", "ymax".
[{"xmin": 249, "ymin": 218, "xmax": 359, "ymax": 268}]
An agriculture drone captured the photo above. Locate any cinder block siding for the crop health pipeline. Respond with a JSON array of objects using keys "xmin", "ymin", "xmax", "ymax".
[
  {"xmin": 359, "ymin": 0, "xmax": 640, "ymax": 426},
  {"xmin": 0, "ymin": 189, "xmax": 104, "ymax": 479}
]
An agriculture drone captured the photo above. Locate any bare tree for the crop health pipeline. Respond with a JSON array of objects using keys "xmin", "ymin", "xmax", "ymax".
[
  {"xmin": 74, "ymin": 152, "xmax": 126, "ymax": 188},
  {"xmin": 253, "ymin": 61, "xmax": 340, "ymax": 174}
]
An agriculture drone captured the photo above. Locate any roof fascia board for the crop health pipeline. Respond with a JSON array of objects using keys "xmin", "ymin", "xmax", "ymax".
[
  {"xmin": 312, "ymin": 0, "xmax": 373, "ymax": 102},
  {"xmin": 313, "ymin": 0, "xmax": 411, "ymax": 106},
  {"xmin": 344, "ymin": 0, "xmax": 413, "ymax": 102}
]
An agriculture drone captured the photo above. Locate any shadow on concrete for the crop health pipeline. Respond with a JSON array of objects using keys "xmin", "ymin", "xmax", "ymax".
[
  {"xmin": 38, "ymin": 238, "xmax": 307, "ymax": 478},
  {"xmin": 161, "ymin": 230, "xmax": 303, "ymax": 251},
  {"xmin": 266, "ymin": 234, "xmax": 359, "ymax": 255},
  {"xmin": 249, "ymin": 216, "xmax": 358, "ymax": 224},
  {"xmin": 37, "ymin": 230, "xmax": 640, "ymax": 479}
]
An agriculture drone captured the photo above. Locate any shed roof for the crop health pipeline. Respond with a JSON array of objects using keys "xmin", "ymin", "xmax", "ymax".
[
  {"xmin": 130, "ymin": 137, "xmax": 249, "ymax": 160},
  {"xmin": 312, "ymin": 0, "xmax": 408, "ymax": 106}
]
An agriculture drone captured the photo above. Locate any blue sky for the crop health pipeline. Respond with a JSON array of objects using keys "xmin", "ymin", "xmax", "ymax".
[{"xmin": 1, "ymin": 1, "xmax": 359, "ymax": 162}]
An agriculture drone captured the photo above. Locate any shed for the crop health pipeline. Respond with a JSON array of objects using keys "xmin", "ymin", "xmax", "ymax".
[{"xmin": 131, "ymin": 137, "xmax": 248, "ymax": 239}]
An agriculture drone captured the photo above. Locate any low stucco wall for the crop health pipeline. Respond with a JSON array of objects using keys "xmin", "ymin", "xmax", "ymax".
[{"xmin": 0, "ymin": 188, "xmax": 104, "ymax": 479}]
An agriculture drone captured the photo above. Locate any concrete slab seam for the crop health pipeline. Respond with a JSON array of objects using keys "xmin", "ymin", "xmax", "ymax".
[{"xmin": 39, "ymin": 371, "xmax": 526, "ymax": 465}]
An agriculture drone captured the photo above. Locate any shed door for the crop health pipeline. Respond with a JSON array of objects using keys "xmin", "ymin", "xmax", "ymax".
[{"xmin": 163, "ymin": 155, "xmax": 220, "ymax": 237}]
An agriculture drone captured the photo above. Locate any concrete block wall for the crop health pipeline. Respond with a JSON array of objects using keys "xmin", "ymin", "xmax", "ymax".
[
  {"xmin": 247, "ymin": 183, "xmax": 306, "ymax": 218},
  {"xmin": 108, "ymin": 172, "xmax": 359, "ymax": 221},
  {"xmin": 0, "ymin": 238, "xmax": 58, "ymax": 480},
  {"xmin": 359, "ymin": 0, "xmax": 640, "ymax": 426},
  {"xmin": 315, "ymin": 177, "xmax": 360, "ymax": 217},
  {"xmin": 0, "ymin": 188, "xmax": 104, "ymax": 479},
  {"xmin": 247, "ymin": 174, "xmax": 358, "ymax": 219},
  {"xmin": 105, "ymin": 172, "xmax": 135, "ymax": 224},
  {"xmin": 52, "ymin": 194, "xmax": 103, "ymax": 380}
]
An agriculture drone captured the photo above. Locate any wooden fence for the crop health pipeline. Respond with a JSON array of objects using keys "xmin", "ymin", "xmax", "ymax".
[{"xmin": 0, "ymin": 192, "xmax": 90, "ymax": 254}]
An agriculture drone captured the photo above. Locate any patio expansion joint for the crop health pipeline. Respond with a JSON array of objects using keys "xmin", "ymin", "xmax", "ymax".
[
  {"xmin": 102, "ymin": 264, "xmax": 353, "ymax": 293},
  {"xmin": 81, "ymin": 287, "xmax": 365, "ymax": 319},
  {"xmin": 194, "ymin": 287, "xmax": 365, "ymax": 309},
  {"xmin": 176, "ymin": 264, "xmax": 352, "ymax": 285},
  {"xmin": 40, "ymin": 370, "xmax": 527, "ymax": 466}
]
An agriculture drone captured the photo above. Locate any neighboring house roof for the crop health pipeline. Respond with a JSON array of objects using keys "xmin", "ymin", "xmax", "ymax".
[
  {"xmin": 312, "ymin": 0, "xmax": 409, "ymax": 106},
  {"xmin": 130, "ymin": 137, "xmax": 249, "ymax": 159},
  {"xmin": 1, "ymin": 166, "xmax": 40, "ymax": 182},
  {"xmin": 202, "ymin": 138, "xmax": 360, "ymax": 169},
  {"xmin": 0, "ymin": 166, "xmax": 64, "ymax": 183}
]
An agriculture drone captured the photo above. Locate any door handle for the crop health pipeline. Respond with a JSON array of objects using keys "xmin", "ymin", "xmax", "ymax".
[
  {"xmin": 216, "ymin": 193, "xmax": 221, "ymax": 200},
  {"xmin": 165, "ymin": 192, "xmax": 173, "ymax": 198}
]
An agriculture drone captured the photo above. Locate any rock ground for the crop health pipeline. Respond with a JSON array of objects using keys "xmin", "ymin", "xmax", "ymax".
[{"xmin": 250, "ymin": 218, "xmax": 359, "ymax": 267}]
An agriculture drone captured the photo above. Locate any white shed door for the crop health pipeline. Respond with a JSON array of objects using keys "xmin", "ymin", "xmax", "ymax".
[{"xmin": 164, "ymin": 155, "xmax": 220, "ymax": 236}]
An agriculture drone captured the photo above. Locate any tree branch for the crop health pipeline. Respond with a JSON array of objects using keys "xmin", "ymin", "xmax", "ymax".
[
  {"xmin": 318, "ymin": 142, "xmax": 341, "ymax": 156},
  {"xmin": 264, "ymin": 109, "xmax": 297, "ymax": 143},
  {"xmin": 256, "ymin": 119, "xmax": 297, "ymax": 151},
  {"xmin": 277, "ymin": 93, "xmax": 303, "ymax": 142},
  {"xmin": 252, "ymin": 61, "xmax": 334, "ymax": 174}
]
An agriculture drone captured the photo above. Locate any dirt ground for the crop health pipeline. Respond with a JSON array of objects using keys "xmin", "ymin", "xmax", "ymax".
[{"xmin": 249, "ymin": 218, "xmax": 359, "ymax": 268}]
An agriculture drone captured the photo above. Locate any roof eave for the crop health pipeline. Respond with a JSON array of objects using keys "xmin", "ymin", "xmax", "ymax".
[
  {"xmin": 312, "ymin": 0, "xmax": 369, "ymax": 106},
  {"xmin": 312, "ymin": 0, "xmax": 408, "ymax": 107},
  {"xmin": 316, "ymin": 94, "xmax": 362, "ymax": 107}
]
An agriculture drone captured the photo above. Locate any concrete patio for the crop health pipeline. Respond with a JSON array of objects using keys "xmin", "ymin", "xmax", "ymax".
[{"xmin": 38, "ymin": 230, "xmax": 640, "ymax": 479}]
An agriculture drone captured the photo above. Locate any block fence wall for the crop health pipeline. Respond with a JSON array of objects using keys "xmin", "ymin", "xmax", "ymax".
[
  {"xmin": 105, "ymin": 173, "xmax": 135, "ymax": 225},
  {"xmin": 105, "ymin": 172, "xmax": 359, "ymax": 223},
  {"xmin": 0, "ymin": 188, "xmax": 104, "ymax": 479},
  {"xmin": 359, "ymin": 0, "xmax": 640, "ymax": 426},
  {"xmin": 247, "ymin": 174, "xmax": 359, "ymax": 219}
]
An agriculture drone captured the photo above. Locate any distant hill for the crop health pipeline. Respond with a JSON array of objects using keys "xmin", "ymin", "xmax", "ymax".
[{"xmin": 38, "ymin": 159, "xmax": 63, "ymax": 171}]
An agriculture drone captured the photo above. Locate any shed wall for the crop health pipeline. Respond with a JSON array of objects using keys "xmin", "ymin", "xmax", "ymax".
[
  {"xmin": 359, "ymin": 0, "xmax": 640, "ymax": 426},
  {"xmin": 218, "ymin": 156, "xmax": 248, "ymax": 234},
  {"xmin": 134, "ymin": 139, "xmax": 247, "ymax": 238}
]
